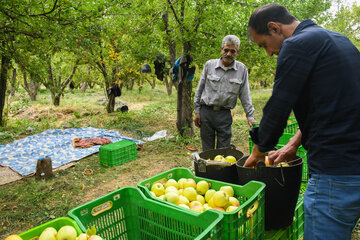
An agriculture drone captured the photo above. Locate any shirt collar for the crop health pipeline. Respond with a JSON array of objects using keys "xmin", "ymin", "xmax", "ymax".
[
  {"xmin": 293, "ymin": 19, "xmax": 317, "ymax": 36},
  {"xmin": 216, "ymin": 57, "xmax": 237, "ymax": 70}
]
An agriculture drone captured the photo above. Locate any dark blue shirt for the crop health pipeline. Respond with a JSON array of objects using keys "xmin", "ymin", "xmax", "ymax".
[{"xmin": 252, "ymin": 20, "xmax": 360, "ymax": 175}]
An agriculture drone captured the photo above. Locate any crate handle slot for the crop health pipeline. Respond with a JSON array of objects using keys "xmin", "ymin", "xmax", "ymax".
[
  {"xmin": 91, "ymin": 201, "xmax": 113, "ymax": 216},
  {"xmin": 246, "ymin": 200, "xmax": 258, "ymax": 218},
  {"xmin": 113, "ymin": 194, "xmax": 120, "ymax": 200},
  {"xmin": 80, "ymin": 208, "xmax": 89, "ymax": 216}
]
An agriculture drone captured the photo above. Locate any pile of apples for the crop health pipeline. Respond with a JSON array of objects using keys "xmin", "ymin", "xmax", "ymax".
[
  {"xmin": 150, "ymin": 178, "xmax": 240, "ymax": 213},
  {"xmin": 35, "ymin": 225, "xmax": 101, "ymax": 240}
]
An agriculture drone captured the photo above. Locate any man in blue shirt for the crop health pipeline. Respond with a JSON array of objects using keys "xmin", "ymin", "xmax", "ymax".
[{"xmin": 244, "ymin": 3, "xmax": 360, "ymax": 239}]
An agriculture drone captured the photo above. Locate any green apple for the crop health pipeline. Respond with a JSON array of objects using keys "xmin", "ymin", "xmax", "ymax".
[
  {"xmin": 39, "ymin": 227, "xmax": 57, "ymax": 240},
  {"xmin": 214, "ymin": 155, "xmax": 224, "ymax": 161},
  {"xmin": 212, "ymin": 191, "xmax": 229, "ymax": 207},
  {"xmin": 151, "ymin": 182, "xmax": 165, "ymax": 197},
  {"xmin": 165, "ymin": 191, "xmax": 179, "ymax": 204},
  {"xmin": 196, "ymin": 180, "xmax": 210, "ymax": 195},
  {"xmin": 220, "ymin": 186, "xmax": 234, "ymax": 197},
  {"xmin": 182, "ymin": 187, "xmax": 197, "ymax": 202},
  {"xmin": 177, "ymin": 178, "xmax": 187, "ymax": 189},
  {"xmin": 224, "ymin": 155, "xmax": 237, "ymax": 164},
  {"xmin": 204, "ymin": 189, "xmax": 216, "ymax": 203},
  {"xmin": 57, "ymin": 226, "xmax": 77, "ymax": 240},
  {"xmin": 183, "ymin": 179, "xmax": 197, "ymax": 189},
  {"xmin": 165, "ymin": 179, "xmax": 179, "ymax": 189}
]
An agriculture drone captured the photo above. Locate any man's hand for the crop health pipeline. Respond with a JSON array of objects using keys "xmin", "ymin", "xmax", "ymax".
[
  {"xmin": 248, "ymin": 119, "xmax": 258, "ymax": 128},
  {"xmin": 194, "ymin": 113, "xmax": 201, "ymax": 128},
  {"xmin": 268, "ymin": 143, "xmax": 298, "ymax": 165},
  {"xmin": 243, "ymin": 145, "xmax": 265, "ymax": 168}
]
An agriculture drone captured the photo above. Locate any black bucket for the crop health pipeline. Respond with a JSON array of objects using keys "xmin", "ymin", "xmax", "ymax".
[
  {"xmin": 236, "ymin": 155, "xmax": 303, "ymax": 230},
  {"xmin": 193, "ymin": 146, "xmax": 244, "ymax": 184}
]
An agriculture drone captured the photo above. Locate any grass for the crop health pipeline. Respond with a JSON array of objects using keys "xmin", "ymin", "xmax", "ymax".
[{"xmin": 0, "ymin": 83, "xmax": 272, "ymax": 237}]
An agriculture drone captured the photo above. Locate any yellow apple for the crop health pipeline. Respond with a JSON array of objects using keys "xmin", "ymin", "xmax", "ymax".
[
  {"xmin": 196, "ymin": 195, "xmax": 205, "ymax": 205},
  {"xmin": 212, "ymin": 191, "xmax": 229, "ymax": 207},
  {"xmin": 178, "ymin": 189, "xmax": 184, "ymax": 196},
  {"xmin": 224, "ymin": 155, "xmax": 237, "ymax": 164},
  {"xmin": 165, "ymin": 186, "xmax": 178, "ymax": 194},
  {"xmin": 207, "ymin": 197, "xmax": 216, "ymax": 208},
  {"xmin": 213, "ymin": 206, "xmax": 225, "ymax": 212},
  {"xmin": 190, "ymin": 204, "xmax": 204, "ymax": 213},
  {"xmin": 177, "ymin": 178, "xmax": 187, "ymax": 189},
  {"xmin": 183, "ymin": 179, "xmax": 197, "ymax": 189},
  {"xmin": 177, "ymin": 195, "xmax": 190, "ymax": 205},
  {"xmin": 78, "ymin": 233, "xmax": 88, "ymax": 240},
  {"xmin": 183, "ymin": 187, "xmax": 197, "ymax": 202},
  {"xmin": 165, "ymin": 191, "xmax": 179, "ymax": 204},
  {"xmin": 151, "ymin": 182, "xmax": 165, "ymax": 197},
  {"xmin": 220, "ymin": 186, "xmax": 234, "ymax": 197},
  {"xmin": 204, "ymin": 189, "xmax": 216, "ymax": 203},
  {"xmin": 228, "ymin": 196, "xmax": 240, "ymax": 207},
  {"xmin": 57, "ymin": 225, "xmax": 77, "ymax": 240},
  {"xmin": 178, "ymin": 204, "xmax": 190, "ymax": 209},
  {"xmin": 214, "ymin": 155, "xmax": 224, "ymax": 161},
  {"xmin": 189, "ymin": 200, "xmax": 202, "ymax": 208},
  {"xmin": 226, "ymin": 205, "xmax": 239, "ymax": 212},
  {"xmin": 165, "ymin": 179, "xmax": 179, "ymax": 189},
  {"xmin": 39, "ymin": 227, "xmax": 57, "ymax": 240},
  {"xmin": 88, "ymin": 235, "xmax": 102, "ymax": 240},
  {"xmin": 196, "ymin": 180, "xmax": 210, "ymax": 195},
  {"xmin": 5, "ymin": 235, "xmax": 23, "ymax": 240},
  {"xmin": 203, "ymin": 203, "xmax": 212, "ymax": 211}
]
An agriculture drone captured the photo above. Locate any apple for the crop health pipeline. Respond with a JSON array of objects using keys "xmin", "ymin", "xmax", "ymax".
[
  {"xmin": 203, "ymin": 203, "xmax": 212, "ymax": 211},
  {"xmin": 57, "ymin": 226, "xmax": 77, "ymax": 240},
  {"xmin": 196, "ymin": 195, "xmax": 205, "ymax": 205},
  {"xmin": 196, "ymin": 180, "xmax": 210, "ymax": 195},
  {"xmin": 5, "ymin": 235, "xmax": 23, "ymax": 240},
  {"xmin": 151, "ymin": 182, "xmax": 165, "ymax": 196},
  {"xmin": 190, "ymin": 204, "xmax": 204, "ymax": 213},
  {"xmin": 39, "ymin": 227, "xmax": 57, "ymax": 240},
  {"xmin": 212, "ymin": 191, "xmax": 229, "ymax": 207},
  {"xmin": 177, "ymin": 195, "xmax": 190, "ymax": 205},
  {"xmin": 228, "ymin": 196, "xmax": 240, "ymax": 207},
  {"xmin": 207, "ymin": 197, "xmax": 216, "ymax": 208},
  {"xmin": 213, "ymin": 206, "xmax": 225, "ymax": 212},
  {"xmin": 204, "ymin": 189, "xmax": 216, "ymax": 203},
  {"xmin": 165, "ymin": 179, "xmax": 179, "ymax": 189},
  {"xmin": 183, "ymin": 179, "xmax": 197, "ymax": 189},
  {"xmin": 189, "ymin": 200, "xmax": 202, "ymax": 208},
  {"xmin": 220, "ymin": 186, "xmax": 234, "ymax": 197},
  {"xmin": 265, "ymin": 156, "xmax": 271, "ymax": 166},
  {"xmin": 165, "ymin": 186, "xmax": 178, "ymax": 194},
  {"xmin": 178, "ymin": 189, "xmax": 184, "ymax": 196},
  {"xmin": 177, "ymin": 178, "xmax": 187, "ymax": 189},
  {"xmin": 78, "ymin": 233, "xmax": 88, "ymax": 240},
  {"xmin": 178, "ymin": 203, "xmax": 190, "ymax": 209},
  {"xmin": 165, "ymin": 191, "xmax": 179, "ymax": 204},
  {"xmin": 182, "ymin": 187, "xmax": 197, "ymax": 201},
  {"xmin": 214, "ymin": 155, "xmax": 224, "ymax": 161},
  {"xmin": 88, "ymin": 235, "xmax": 102, "ymax": 240},
  {"xmin": 226, "ymin": 205, "xmax": 238, "ymax": 212},
  {"xmin": 224, "ymin": 155, "xmax": 237, "ymax": 164}
]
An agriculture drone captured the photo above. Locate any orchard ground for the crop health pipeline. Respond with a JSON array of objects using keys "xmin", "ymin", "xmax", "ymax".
[{"xmin": 0, "ymin": 84, "xmax": 358, "ymax": 239}]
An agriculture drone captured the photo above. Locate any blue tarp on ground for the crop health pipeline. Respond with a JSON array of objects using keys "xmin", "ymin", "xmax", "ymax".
[{"xmin": 0, "ymin": 127, "xmax": 143, "ymax": 176}]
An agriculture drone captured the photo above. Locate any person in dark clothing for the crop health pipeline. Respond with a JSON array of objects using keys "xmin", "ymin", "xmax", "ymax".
[
  {"xmin": 154, "ymin": 54, "xmax": 166, "ymax": 81},
  {"xmin": 244, "ymin": 4, "xmax": 360, "ymax": 240}
]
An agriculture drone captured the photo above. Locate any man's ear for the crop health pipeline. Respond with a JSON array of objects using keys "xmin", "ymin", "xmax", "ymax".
[{"xmin": 267, "ymin": 22, "xmax": 280, "ymax": 34}]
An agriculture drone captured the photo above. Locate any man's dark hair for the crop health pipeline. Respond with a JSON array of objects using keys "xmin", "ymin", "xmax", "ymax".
[{"xmin": 248, "ymin": 3, "xmax": 297, "ymax": 37}]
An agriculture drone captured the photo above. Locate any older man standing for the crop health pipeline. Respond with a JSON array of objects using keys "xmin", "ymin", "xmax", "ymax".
[{"xmin": 194, "ymin": 35, "xmax": 256, "ymax": 151}]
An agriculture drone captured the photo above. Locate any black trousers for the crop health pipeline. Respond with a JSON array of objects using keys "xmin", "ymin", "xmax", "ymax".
[{"xmin": 200, "ymin": 105, "xmax": 232, "ymax": 151}]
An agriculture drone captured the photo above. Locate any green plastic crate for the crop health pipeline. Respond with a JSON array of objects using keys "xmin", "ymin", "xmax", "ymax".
[
  {"xmin": 264, "ymin": 228, "xmax": 288, "ymax": 240},
  {"xmin": 99, "ymin": 140, "xmax": 137, "ymax": 167},
  {"xmin": 68, "ymin": 186, "xmax": 223, "ymax": 240},
  {"xmin": 252, "ymin": 118, "xmax": 299, "ymax": 135},
  {"xmin": 248, "ymin": 133, "xmax": 309, "ymax": 182},
  {"xmin": 18, "ymin": 217, "xmax": 83, "ymax": 240},
  {"xmin": 287, "ymin": 194, "xmax": 305, "ymax": 240},
  {"xmin": 137, "ymin": 167, "xmax": 266, "ymax": 240}
]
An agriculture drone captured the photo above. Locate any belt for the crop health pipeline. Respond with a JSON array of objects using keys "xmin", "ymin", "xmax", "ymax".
[{"xmin": 202, "ymin": 105, "xmax": 228, "ymax": 111}]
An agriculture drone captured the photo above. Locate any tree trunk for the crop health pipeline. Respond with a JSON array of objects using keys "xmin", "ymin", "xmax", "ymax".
[
  {"xmin": 106, "ymin": 94, "xmax": 116, "ymax": 113},
  {"xmin": 0, "ymin": 54, "xmax": 10, "ymax": 126},
  {"xmin": 23, "ymin": 72, "xmax": 40, "ymax": 101},
  {"xmin": 164, "ymin": 74, "xmax": 173, "ymax": 95},
  {"xmin": 9, "ymin": 68, "xmax": 17, "ymax": 97},
  {"xmin": 80, "ymin": 82, "xmax": 87, "ymax": 92}
]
